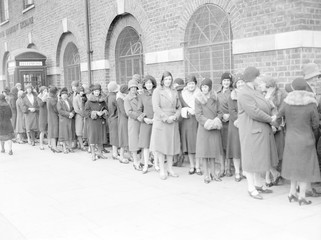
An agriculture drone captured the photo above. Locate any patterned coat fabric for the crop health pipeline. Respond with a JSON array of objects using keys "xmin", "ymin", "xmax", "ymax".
[
  {"xmin": 195, "ymin": 92, "xmax": 223, "ymax": 159},
  {"xmin": 22, "ymin": 94, "xmax": 39, "ymax": 132},
  {"xmin": 57, "ymin": 99, "xmax": 74, "ymax": 142},
  {"xmin": 0, "ymin": 100, "xmax": 14, "ymax": 141},
  {"xmin": 107, "ymin": 92, "xmax": 119, "ymax": 147},
  {"xmin": 116, "ymin": 95, "xmax": 128, "ymax": 148},
  {"xmin": 150, "ymin": 86, "xmax": 181, "ymax": 155},
  {"xmin": 15, "ymin": 98, "xmax": 25, "ymax": 134},
  {"xmin": 47, "ymin": 96, "xmax": 59, "ymax": 139},
  {"xmin": 37, "ymin": 96, "xmax": 48, "ymax": 132},
  {"xmin": 277, "ymin": 91, "xmax": 321, "ymax": 182},
  {"xmin": 237, "ymin": 84, "xmax": 278, "ymax": 172}
]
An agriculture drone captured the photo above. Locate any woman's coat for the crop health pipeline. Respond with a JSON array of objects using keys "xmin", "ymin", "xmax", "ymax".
[
  {"xmin": 22, "ymin": 93, "xmax": 39, "ymax": 132},
  {"xmin": 0, "ymin": 100, "xmax": 14, "ymax": 141},
  {"xmin": 73, "ymin": 94, "xmax": 86, "ymax": 137},
  {"xmin": 47, "ymin": 96, "xmax": 59, "ymax": 139},
  {"xmin": 37, "ymin": 95, "xmax": 48, "ymax": 132},
  {"xmin": 116, "ymin": 94, "xmax": 128, "ymax": 148},
  {"xmin": 15, "ymin": 97, "xmax": 25, "ymax": 134},
  {"xmin": 107, "ymin": 92, "xmax": 119, "ymax": 147},
  {"xmin": 57, "ymin": 98, "xmax": 74, "ymax": 142}
]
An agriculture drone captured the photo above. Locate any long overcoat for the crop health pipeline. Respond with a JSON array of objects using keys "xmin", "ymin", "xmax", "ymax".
[
  {"xmin": 277, "ymin": 91, "xmax": 320, "ymax": 182},
  {"xmin": 195, "ymin": 92, "xmax": 223, "ymax": 159},
  {"xmin": 0, "ymin": 100, "xmax": 14, "ymax": 141},
  {"xmin": 22, "ymin": 93, "xmax": 39, "ymax": 132},
  {"xmin": 107, "ymin": 92, "xmax": 119, "ymax": 147},
  {"xmin": 237, "ymin": 84, "xmax": 278, "ymax": 172},
  {"xmin": 73, "ymin": 94, "xmax": 85, "ymax": 137},
  {"xmin": 47, "ymin": 96, "xmax": 59, "ymax": 139},
  {"xmin": 57, "ymin": 98, "xmax": 74, "ymax": 142},
  {"xmin": 217, "ymin": 88, "xmax": 231, "ymax": 151},
  {"xmin": 84, "ymin": 94, "xmax": 108, "ymax": 145},
  {"xmin": 124, "ymin": 92, "xmax": 142, "ymax": 152},
  {"xmin": 150, "ymin": 86, "xmax": 181, "ymax": 155},
  {"xmin": 37, "ymin": 96, "xmax": 48, "ymax": 132},
  {"xmin": 116, "ymin": 94, "xmax": 128, "ymax": 148},
  {"xmin": 15, "ymin": 98, "xmax": 25, "ymax": 134}
]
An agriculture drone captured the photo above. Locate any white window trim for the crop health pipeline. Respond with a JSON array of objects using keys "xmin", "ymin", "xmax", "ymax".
[
  {"xmin": 22, "ymin": 4, "xmax": 35, "ymax": 14},
  {"xmin": 0, "ymin": 19, "xmax": 9, "ymax": 26}
]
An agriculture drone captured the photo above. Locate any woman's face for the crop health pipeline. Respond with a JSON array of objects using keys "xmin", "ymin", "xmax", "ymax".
[
  {"xmin": 43, "ymin": 89, "xmax": 48, "ymax": 94},
  {"xmin": 130, "ymin": 87, "xmax": 137, "ymax": 94},
  {"xmin": 26, "ymin": 88, "xmax": 32, "ymax": 94},
  {"xmin": 163, "ymin": 76, "xmax": 172, "ymax": 88},
  {"xmin": 222, "ymin": 79, "xmax": 231, "ymax": 89},
  {"xmin": 61, "ymin": 93, "xmax": 68, "ymax": 100},
  {"xmin": 93, "ymin": 90, "xmax": 100, "ymax": 97},
  {"xmin": 145, "ymin": 80, "xmax": 153, "ymax": 91},
  {"xmin": 187, "ymin": 82, "xmax": 196, "ymax": 92},
  {"xmin": 201, "ymin": 85, "xmax": 210, "ymax": 94},
  {"xmin": 236, "ymin": 80, "xmax": 245, "ymax": 89}
]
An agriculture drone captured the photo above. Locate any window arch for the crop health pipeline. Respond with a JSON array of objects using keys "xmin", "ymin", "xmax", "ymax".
[
  {"xmin": 185, "ymin": 4, "xmax": 232, "ymax": 87},
  {"xmin": 115, "ymin": 27, "xmax": 143, "ymax": 84},
  {"xmin": 63, "ymin": 42, "xmax": 81, "ymax": 87}
]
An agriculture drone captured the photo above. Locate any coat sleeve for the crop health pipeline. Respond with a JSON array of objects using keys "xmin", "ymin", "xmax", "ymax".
[
  {"xmin": 238, "ymin": 93, "xmax": 272, "ymax": 123},
  {"xmin": 228, "ymin": 97, "xmax": 237, "ymax": 122},
  {"xmin": 37, "ymin": 97, "xmax": 45, "ymax": 108},
  {"xmin": 57, "ymin": 101, "xmax": 70, "ymax": 118},
  {"xmin": 173, "ymin": 92, "xmax": 182, "ymax": 120},
  {"xmin": 22, "ymin": 97, "xmax": 29, "ymax": 113},
  {"xmin": 195, "ymin": 99, "xmax": 208, "ymax": 126},
  {"xmin": 124, "ymin": 97, "xmax": 141, "ymax": 119},
  {"xmin": 275, "ymin": 102, "xmax": 286, "ymax": 127},
  {"xmin": 84, "ymin": 101, "xmax": 91, "ymax": 119},
  {"xmin": 311, "ymin": 104, "xmax": 320, "ymax": 140}
]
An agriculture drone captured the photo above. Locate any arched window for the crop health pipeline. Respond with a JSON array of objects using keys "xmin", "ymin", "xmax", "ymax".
[
  {"xmin": 63, "ymin": 42, "xmax": 81, "ymax": 87},
  {"xmin": 185, "ymin": 4, "xmax": 231, "ymax": 86},
  {"xmin": 116, "ymin": 27, "xmax": 143, "ymax": 84}
]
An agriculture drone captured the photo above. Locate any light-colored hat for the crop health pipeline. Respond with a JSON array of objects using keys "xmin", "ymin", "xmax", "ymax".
[
  {"xmin": 302, "ymin": 63, "xmax": 321, "ymax": 80},
  {"xmin": 128, "ymin": 79, "xmax": 138, "ymax": 89},
  {"xmin": 107, "ymin": 81, "xmax": 119, "ymax": 93}
]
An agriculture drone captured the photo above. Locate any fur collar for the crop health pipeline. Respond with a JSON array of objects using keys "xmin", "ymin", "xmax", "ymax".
[
  {"xmin": 284, "ymin": 91, "xmax": 317, "ymax": 106},
  {"xmin": 195, "ymin": 91, "xmax": 217, "ymax": 105},
  {"xmin": 88, "ymin": 93, "xmax": 105, "ymax": 103}
]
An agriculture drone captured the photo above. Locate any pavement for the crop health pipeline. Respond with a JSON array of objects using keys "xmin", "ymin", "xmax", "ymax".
[{"xmin": 0, "ymin": 142, "xmax": 320, "ymax": 240}]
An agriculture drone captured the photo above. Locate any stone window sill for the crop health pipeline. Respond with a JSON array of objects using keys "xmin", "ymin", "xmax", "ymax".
[
  {"xmin": 22, "ymin": 4, "xmax": 35, "ymax": 14},
  {"xmin": 0, "ymin": 20, "xmax": 9, "ymax": 26}
]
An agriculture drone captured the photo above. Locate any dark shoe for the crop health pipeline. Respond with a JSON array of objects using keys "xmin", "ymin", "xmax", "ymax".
[
  {"xmin": 188, "ymin": 168, "xmax": 196, "ymax": 175},
  {"xmin": 119, "ymin": 158, "xmax": 129, "ymax": 164},
  {"xmin": 298, "ymin": 198, "xmax": 312, "ymax": 206},
  {"xmin": 265, "ymin": 182, "xmax": 273, "ymax": 187},
  {"xmin": 210, "ymin": 173, "xmax": 222, "ymax": 182},
  {"xmin": 102, "ymin": 149, "xmax": 110, "ymax": 153},
  {"xmin": 96, "ymin": 153, "xmax": 107, "ymax": 159},
  {"xmin": 133, "ymin": 164, "xmax": 142, "ymax": 171},
  {"xmin": 248, "ymin": 190, "xmax": 263, "ymax": 200},
  {"xmin": 8, "ymin": 150, "xmax": 13, "ymax": 155},
  {"xmin": 306, "ymin": 188, "xmax": 321, "ymax": 197},
  {"xmin": 272, "ymin": 176, "xmax": 283, "ymax": 186},
  {"xmin": 225, "ymin": 169, "xmax": 232, "ymax": 177},
  {"xmin": 288, "ymin": 194, "xmax": 298, "ymax": 203},
  {"xmin": 255, "ymin": 186, "xmax": 273, "ymax": 194}
]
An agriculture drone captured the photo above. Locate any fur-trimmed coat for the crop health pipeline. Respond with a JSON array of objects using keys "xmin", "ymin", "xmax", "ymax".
[{"xmin": 277, "ymin": 90, "xmax": 321, "ymax": 182}]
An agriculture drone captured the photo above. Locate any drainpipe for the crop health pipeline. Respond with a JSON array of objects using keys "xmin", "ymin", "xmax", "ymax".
[{"xmin": 85, "ymin": 0, "xmax": 92, "ymax": 84}]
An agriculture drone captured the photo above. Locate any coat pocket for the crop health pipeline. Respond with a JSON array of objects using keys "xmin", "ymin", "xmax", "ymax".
[{"xmin": 251, "ymin": 128, "xmax": 262, "ymax": 134}]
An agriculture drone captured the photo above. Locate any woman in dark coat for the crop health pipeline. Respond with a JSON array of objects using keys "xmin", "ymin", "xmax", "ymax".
[
  {"xmin": 116, "ymin": 84, "xmax": 130, "ymax": 164},
  {"xmin": 22, "ymin": 84, "xmax": 39, "ymax": 146},
  {"xmin": 47, "ymin": 86, "xmax": 61, "ymax": 153},
  {"xmin": 238, "ymin": 67, "xmax": 277, "ymax": 200},
  {"xmin": 37, "ymin": 86, "xmax": 49, "ymax": 150},
  {"xmin": 0, "ymin": 94, "xmax": 14, "ymax": 155},
  {"xmin": 57, "ymin": 87, "xmax": 75, "ymax": 154},
  {"xmin": 150, "ymin": 71, "xmax": 181, "ymax": 180},
  {"xmin": 276, "ymin": 77, "xmax": 320, "ymax": 205},
  {"xmin": 195, "ymin": 78, "xmax": 224, "ymax": 183},
  {"xmin": 73, "ymin": 86, "xmax": 87, "ymax": 151},
  {"xmin": 107, "ymin": 81, "xmax": 120, "ymax": 159},
  {"xmin": 137, "ymin": 75, "xmax": 157, "ymax": 174},
  {"xmin": 15, "ymin": 90, "xmax": 26, "ymax": 144},
  {"xmin": 124, "ymin": 79, "xmax": 144, "ymax": 170},
  {"xmin": 179, "ymin": 74, "xmax": 201, "ymax": 175},
  {"xmin": 85, "ymin": 84, "xmax": 108, "ymax": 161},
  {"xmin": 227, "ymin": 75, "xmax": 245, "ymax": 182}
]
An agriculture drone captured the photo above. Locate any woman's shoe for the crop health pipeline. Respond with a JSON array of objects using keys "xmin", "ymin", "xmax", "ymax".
[
  {"xmin": 272, "ymin": 175, "xmax": 283, "ymax": 186},
  {"xmin": 168, "ymin": 171, "xmax": 179, "ymax": 178},
  {"xmin": 248, "ymin": 190, "xmax": 263, "ymax": 200},
  {"xmin": 195, "ymin": 168, "xmax": 203, "ymax": 176},
  {"xmin": 210, "ymin": 173, "xmax": 222, "ymax": 182},
  {"xmin": 142, "ymin": 167, "xmax": 148, "ymax": 174},
  {"xmin": 288, "ymin": 194, "xmax": 298, "ymax": 203},
  {"xmin": 265, "ymin": 182, "xmax": 273, "ymax": 187},
  {"xmin": 225, "ymin": 169, "xmax": 232, "ymax": 177},
  {"xmin": 112, "ymin": 155, "xmax": 119, "ymax": 160},
  {"xmin": 96, "ymin": 153, "xmax": 107, "ymax": 159},
  {"xmin": 154, "ymin": 165, "xmax": 160, "ymax": 172},
  {"xmin": 8, "ymin": 150, "xmax": 13, "ymax": 155},
  {"xmin": 255, "ymin": 186, "xmax": 273, "ymax": 194},
  {"xmin": 188, "ymin": 167, "xmax": 196, "ymax": 175},
  {"xmin": 133, "ymin": 164, "xmax": 142, "ymax": 171},
  {"xmin": 235, "ymin": 174, "xmax": 242, "ymax": 182},
  {"xmin": 204, "ymin": 176, "xmax": 211, "ymax": 184},
  {"xmin": 298, "ymin": 198, "xmax": 312, "ymax": 206},
  {"xmin": 119, "ymin": 158, "xmax": 129, "ymax": 164}
]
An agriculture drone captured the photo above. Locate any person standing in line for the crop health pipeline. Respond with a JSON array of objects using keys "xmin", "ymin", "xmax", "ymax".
[
  {"xmin": 0, "ymin": 94, "xmax": 14, "ymax": 155},
  {"xmin": 195, "ymin": 78, "xmax": 224, "ymax": 183},
  {"xmin": 124, "ymin": 79, "xmax": 144, "ymax": 171},
  {"xmin": 179, "ymin": 74, "xmax": 201, "ymax": 175},
  {"xmin": 73, "ymin": 86, "xmax": 87, "ymax": 151},
  {"xmin": 57, "ymin": 88, "xmax": 75, "ymax": 154},
  {"xmin": 238, "ymin": 67, "xmax": 278, "ymax": 200},
  {"xmin": 276, "ymin": 77, "xmax": 320, "ymax": 205},
  {"xmin": 85, "ymin": 84, "xmax": 108, "ymax": 160},
  {"xmin": 47, "ymin": 86, "xmax": 61, "ymax": 153},
  {"xmin": 217, "ymin": 72, "xmax": 233, "ymax": 177},
  {"xmin": 3, "ymin": 87, "xmax": 17, "ymax": 141},
  {"xmin": 69, "ymin": 80, "xmax": 79, "ymax": 149},
  {"xmin": 116, "ymin": 84, "xmax": 130, "ymax": 164},
  {"xmin": 15, "ymin": 90, "xmax": 26, "ymax": 144},
  {"xmin": 227, "ymin": 74, "xmax": 245, "ymax": 182},
  {"xmin": 137, "ymin": 75, "xmax": 157, "ymax": 174},
  {"xmin": 37, "ymin": 86, "xmax": 49, "ymax": 150},
  {"xmin": 150, "ymin": 71, "xmax": 181, "ymax": 180},
  {"xmin": 107, "ymin": 81, "xmax": 120, "ymax": 160},
  {"xmin": 22, "ymin": 84, "xmax": 39, "ymax": 146}
]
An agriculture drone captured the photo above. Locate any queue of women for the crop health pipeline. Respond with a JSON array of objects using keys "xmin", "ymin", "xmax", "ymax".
[{"xmin": 1, "ymin": 64, "xmax": 321, "ymax": 205}]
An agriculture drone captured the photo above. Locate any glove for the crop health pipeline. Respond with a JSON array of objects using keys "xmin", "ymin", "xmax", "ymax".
[
  {"xmin": 91, "ymin": 111, "xmax": 98, "ymax": 119},
  {"xmin": 212, "ymin": 117, "xmax": 222, "ymax": 130}
]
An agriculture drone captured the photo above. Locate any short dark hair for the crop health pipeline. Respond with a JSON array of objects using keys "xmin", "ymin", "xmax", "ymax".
[
  {"xmin": 142, "ymin": 75, "xmax": 157, "ymax": 89},
  {"xmin": 160, "ymin": 71, "xmax": 173, "ymax": 87}
]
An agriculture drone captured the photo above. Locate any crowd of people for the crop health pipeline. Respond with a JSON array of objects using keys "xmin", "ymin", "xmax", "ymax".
[{"xmin": 1, "ymin": 64, "xmax": 321, "ymax": 205}]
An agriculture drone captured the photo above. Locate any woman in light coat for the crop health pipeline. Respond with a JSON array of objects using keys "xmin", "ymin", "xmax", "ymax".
[
  {"xmin": 124, "ymin": 80, "xmax": 143, "ymax": 170},
  {"xmin": 238, "ymin": 67, "xmax": 278, "ymax": 200},
  {"xmin": 37, "ymin": 86, "xmax": 49, "ymax": 150},
  {"xmin": 150, "ymin": 71, "xmax": 181, "ymax": 180},
  {"xmin": 15, "ymin": 90, "xmax": 26, "ymax": 144},
  {"xmin": 22, "ymin": 84, "xmax": 39, "ymax": 146},
  {"xmin": 276, "ymin": 77, "xmax": 320, "ymax": 205},
  {"xmin": 73, "ymin": 86, "xmax": 87, "ymax": 151}
]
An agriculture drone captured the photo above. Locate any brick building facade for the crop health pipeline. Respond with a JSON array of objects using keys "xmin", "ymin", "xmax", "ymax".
[{"xmin": 0, "ymin": 0, "xmax": 321, "ymax": 92}]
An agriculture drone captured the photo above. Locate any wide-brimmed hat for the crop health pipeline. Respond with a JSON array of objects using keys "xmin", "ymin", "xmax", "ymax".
[
  {"xmin": 128, "ymin": 79, "xmax": 138, "ymax": 89},
  {"xmin": 243, "ymin": 67, "xmax": 260, "ymax": 82},
  {"xmin": 107, "ymin": 81, "xmax": 119, "ymax": 93},
  {"xmin": 119, "ymin": 84, "xmax": 129, "ymax": 94},
  {"xmin": 302, "ymin": 63, "xmax": 321, "ymax": 80}
]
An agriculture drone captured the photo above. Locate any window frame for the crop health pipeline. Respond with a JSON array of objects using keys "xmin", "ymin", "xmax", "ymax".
[
  {"xmin": 22, "ymin": 0, "xmax": 34, "ymax": 13},
  {"xmin": 63, "ymin": 42, "xmax": 81, "ymax": 88},
  {"xmin": 0, "ymin": 0, "xmax": 9, "ymax": 24}
]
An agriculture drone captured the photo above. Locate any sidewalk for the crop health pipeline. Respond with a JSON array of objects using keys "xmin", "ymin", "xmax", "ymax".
[{"xmin": 0, "ymin": 143, "xmax": 320, "ymax": 240}]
